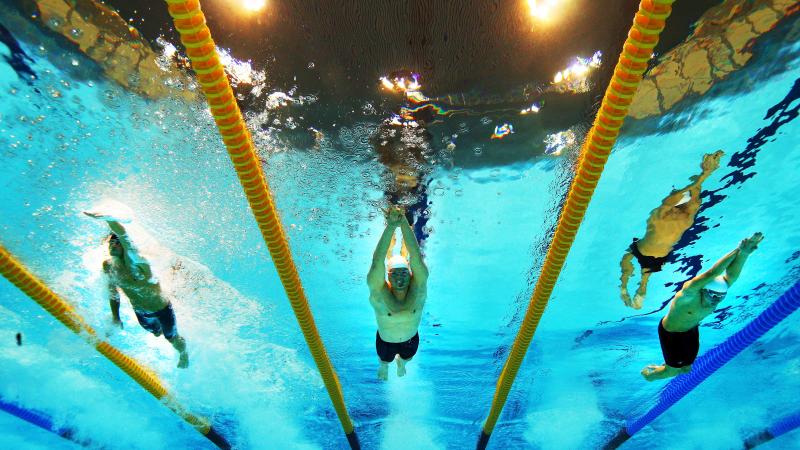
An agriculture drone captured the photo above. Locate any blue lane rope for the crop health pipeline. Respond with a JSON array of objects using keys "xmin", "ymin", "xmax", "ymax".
[
  {"xmin": 744, "ymin": 410, "xmax": 800, "ymax": 449},
  {"xmin": 0, "ymin": 397, "xmax": 74, "ymax": 440},
  {"xmin": 769, "ymin": 410, "xmax": 800, "ymax": 438},
  {"xmin": 603, "ymin": 280, "xmax": 800, "ymax": 449}
]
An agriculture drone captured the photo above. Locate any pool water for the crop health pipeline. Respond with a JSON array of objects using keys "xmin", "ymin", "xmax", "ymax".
[{"xmin": 1, "ymin": 3, "xmax": 800, "ymax": 450}]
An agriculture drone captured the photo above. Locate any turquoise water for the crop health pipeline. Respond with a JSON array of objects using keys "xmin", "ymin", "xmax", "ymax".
[{"xmin": 2, "ymin": 8, "xmax": 800, "ymax": 450}]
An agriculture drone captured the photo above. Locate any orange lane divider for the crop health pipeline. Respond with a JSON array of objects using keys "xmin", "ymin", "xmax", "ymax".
[
  {"xmin": 476, "ymin": 1, "xmax": 676, "ymax": 449},
  {"xmin": 162, "ymin": 1, "xmax": 358, "ymax": 448},
  {"xmin": 0, "ymin": 243, "xmax": 230, "ymax": 449}
]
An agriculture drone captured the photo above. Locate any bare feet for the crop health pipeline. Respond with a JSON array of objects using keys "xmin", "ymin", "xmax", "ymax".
[
  {"xmin": 632, "ymin": 293, "xmax": 645, "ymax": 310},
  {"xmin": 377, "ymin": 362, "xmax": 389, "ymax": 381},
  {"xmin": 177, "ymin": 351, "xmax": 189, "ymax": 369},
  {"xmin": 396, "ymin": 356, "xmax": 407, "ymax": 377},
  {"xmin": 621, "ymin": 288, "xmax": 633, "ymax": 307},
  {"xmin": 641, "ymin": 364, "xmax": 687, "ymax": 381}
]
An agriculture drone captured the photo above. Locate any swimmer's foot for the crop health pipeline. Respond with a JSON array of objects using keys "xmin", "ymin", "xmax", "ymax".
[
  {"xmin": 641, "ymin": 364, "xmax": 681, "ymax": 381},
  {"xmin": 396, "ymin": 356, "xmax": 407, "ymax": 377},
  {"xmin": 177, "ymin": 351, "xmax": 189, "ymax": 369},
  {"xmin": 621, "ymin": 289, "xmax": 633, "ymax": 308},
  {"xmin": 377, "ymin": 363, "xmax": 389, "ymax": 381},
  {"xmin": 632, "ymin": 293, "xmax": 645, "ymax": 310}
]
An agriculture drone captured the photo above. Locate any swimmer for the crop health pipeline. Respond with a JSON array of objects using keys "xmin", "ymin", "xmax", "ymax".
[
  {"xmin": 367, "ymin": 207, "xmax": 429, "ymax": 380},
  {"xmin": 620, "ymin": 150, "xmax": 725, "ymax": 309},
  {"xmin": 641, "ymin": 232, "xmax": 763, "ymax": 381},
  {"xmin": 84, "ymin": 211, "xmax": 189, "ymax": 368}
]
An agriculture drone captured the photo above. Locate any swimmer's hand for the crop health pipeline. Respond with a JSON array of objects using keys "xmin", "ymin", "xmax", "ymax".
[
  {"xmin": 382, "ymin": 206, "xmax": 405, "ymax": 227},
  {"xmin": 739, "ymin": 232, "xmax": 763, "ymax": 255},
  {"xmin": 112, "ymin": 316, "xmax": 123, "ymax": 329},
  {"xmin": 83, "ymin": 210, "xmax": 132, "ymax": 224}
]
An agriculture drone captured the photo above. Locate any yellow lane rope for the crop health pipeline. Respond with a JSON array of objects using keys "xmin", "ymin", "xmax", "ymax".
[
  {"xmin": 0, "ymin": 244, "xmax": 230, "ymax": 449},
  {"xmin": 161, "ymin": 0, "xmax": 357, "ymax": 446},
  {"xmin": 478, "ymin": 0, "xmax": 676, "ymax": 447}
]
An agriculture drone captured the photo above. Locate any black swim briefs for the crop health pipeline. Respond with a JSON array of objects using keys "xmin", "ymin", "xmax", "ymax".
[
  {"xmin": 658, "ymin": 319, "xmax": 699, "ymax": 368},
  {"xmin": 375, "ymin": 331, "xmax": 419, "ymax": 363},
  {"xmin": 134, "ymin": 303, "xmax": 178, "ymax": 340},
  {"xmin": 630, "ymin": 238, "xmax": 670, "ymax": 273}
]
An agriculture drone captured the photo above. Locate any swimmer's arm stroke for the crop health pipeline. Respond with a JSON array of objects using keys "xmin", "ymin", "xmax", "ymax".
[
  {"xmin": 103, "ymin": 260, "xmax": 123, "ymax": 328},
  {"xmin": 724, "ymin": 232, "xmax": 763, "ymax": 285},
  {"xmin": 107, "ymin": 220, "xmax": 154, "ymax": 281},
  {"xmin": 682, "ymin": 248, "xmax": 738, "ymax": 293},
  {"xmin": 398, "ymin": 213, "xmax": 428, "ymax": 287},
  {"xmin": 684, "ymin": 232, "xmax": 763, "ymax": 293}
]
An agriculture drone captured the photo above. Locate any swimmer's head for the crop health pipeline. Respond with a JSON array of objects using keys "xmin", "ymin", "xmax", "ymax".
[
  {"xmin": 108, "ymin": 233, "xmax": 123, "ymax": 257},
  {"xmin": 387, "ymin": 255, "xmax": 411, "ymax": 290},
  {"xmin": 665, "ymin": 189, "xmax": 692, "ymax": 207},
  {"xmin": 674, "ymin": 190, "xmax": 692, "ymax": 207},
  {"xmin": 701, "ymin": 275, "xmax": 728, "ymax": 304}
]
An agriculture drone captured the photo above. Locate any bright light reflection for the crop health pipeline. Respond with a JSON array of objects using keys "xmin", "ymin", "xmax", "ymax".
[
  {"xmin": 528, "ymin": 0, "xmax": 562, "ymax": 21},
  {"xmin": 242, "ymin": 0, "xmax": 266, "ymax": 12}
]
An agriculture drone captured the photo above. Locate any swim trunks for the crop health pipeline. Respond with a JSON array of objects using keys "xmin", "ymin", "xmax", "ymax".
[
  {"xmin": 658, "ymin": 319, "xmax": 699, "ymax": 368},
  {"xmin": 375, "ymin": 331, "xmax": 419, "ymax": 362},
  {"xmin": 134, "ymin": 304, "xmax": 178, "ymax": 340},
  {"xmin": 629, "ymin": 238, "xmax": 670, "ymax": 273}
]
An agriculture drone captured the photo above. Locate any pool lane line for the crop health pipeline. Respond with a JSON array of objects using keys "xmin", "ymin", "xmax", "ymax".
[
  {"xmin": 162, "ymin": 0, "xmax": 359, "ymax": 448},
  {"xmin": 744, "ymin": 410, "xmax": 800, "ymax": 449},
  {"xmin": 476, "ymin": 1, "xmax": 676, "ymax": 449},
  {"xmin": 0, "ymin": 397, "xmax": 91, "ymax": 447},
  {"xmin": 0, "ymin": 244, "xmax": 231, "ymax": 450}
]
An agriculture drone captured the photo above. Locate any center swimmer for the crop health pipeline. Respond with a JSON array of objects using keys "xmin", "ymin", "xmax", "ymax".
[
  {"xmin": 367, "ymin": 207, "xmax": 429, "ymax": 380},
  {"xmin": 85, "ymin": 211, "xmax": 189, "ymax": 368}
]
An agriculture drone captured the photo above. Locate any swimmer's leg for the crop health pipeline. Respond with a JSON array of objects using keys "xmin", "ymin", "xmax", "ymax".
[
  {"xmin": 377, "ymin": 360, "xmax": 389, "ymax": 381},
  {"xmin": 396, "ymin": 355, "xmax": 411, "ymax": 377},
  {"xmin": 632, "ymin": 271, "xmax": 652, "ymax": 309},
  {"xmin": 620, "ymin": 252, "xmax": 635, "ymax": 307},
  {"xmin": 168, "ymin": 335, "xmax": 189, "ymax": 369},
  {"xmin": 641, "ymin": 363, "xmax": 690, "ymax": 381}
]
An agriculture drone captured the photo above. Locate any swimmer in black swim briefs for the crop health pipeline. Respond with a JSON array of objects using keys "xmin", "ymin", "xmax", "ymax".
[
  {"xmin": 641, "ymin": 232, "xmax": 762, "ymax": 381},
  {"xmin": 620, "ymin": 151, "xmax": 726, "ymax": 309},
  {"xmin": 134, "ymin": 303, "xmax": 179, "ymax": 340},
  {"xmin": 657, "ymin": 318, "xmax": 699, "ymax": 369},
  {"xmin": 629, "ymin": 238, "xmax": 670, "ymax": 273},
  {"xmin": 376, "ymin": 331, "xmax": 419, "ymax": 363}
]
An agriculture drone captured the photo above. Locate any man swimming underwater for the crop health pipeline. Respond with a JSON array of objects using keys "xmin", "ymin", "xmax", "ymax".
[
  {"xmin": 620, "ymin": 150, "xmax": 725, "ymax": 309},
  {"xmin": 367, "ymin": 207, "xmax": 429, "ymax": 380},
  {"xmin": 85, "ymin": 211, "xmax": 189, "ymax": 368},
  {"xmin": 641, "ymin": 232, "xmax": 763, "ymax": 381}
]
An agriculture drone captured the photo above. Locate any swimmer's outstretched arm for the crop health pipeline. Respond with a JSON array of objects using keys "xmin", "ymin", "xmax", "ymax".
[
  {"xmin": 725, "ymin": 232, "xmax": 763, "ymax": 286},
  {"xmin": 367, "ymin": 215, "xmax": 398, "ymax": 291},
  {"xmin": 398, "ymin": 212, "xmax": 428, "ymax": 285},
  {"xmin": 659, "ymin": 150, "xmax": 724, "ymax": 211},
  {"xmin": 683, "ymin": 247, "xmax": 739, "ymax": 293},
  {"xmin": 103, "ymin": 260, "xmax": 123, "ymax": 328},
  {"xmin": 107, "ymin": 221, "xmax": 154, "ymax": 279}
]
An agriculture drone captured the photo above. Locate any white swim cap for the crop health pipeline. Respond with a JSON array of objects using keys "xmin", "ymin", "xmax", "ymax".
[
  {"xmin": 674, "ymin": 190, "xmax": 692, "ymax": 206},
  {"xmin": 704, "ymin": 275, "xmax": 729, "ymax": 294},
  {"xmin": 387, "ymin": 255, "xmax": 410, "ymax": 271}
]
